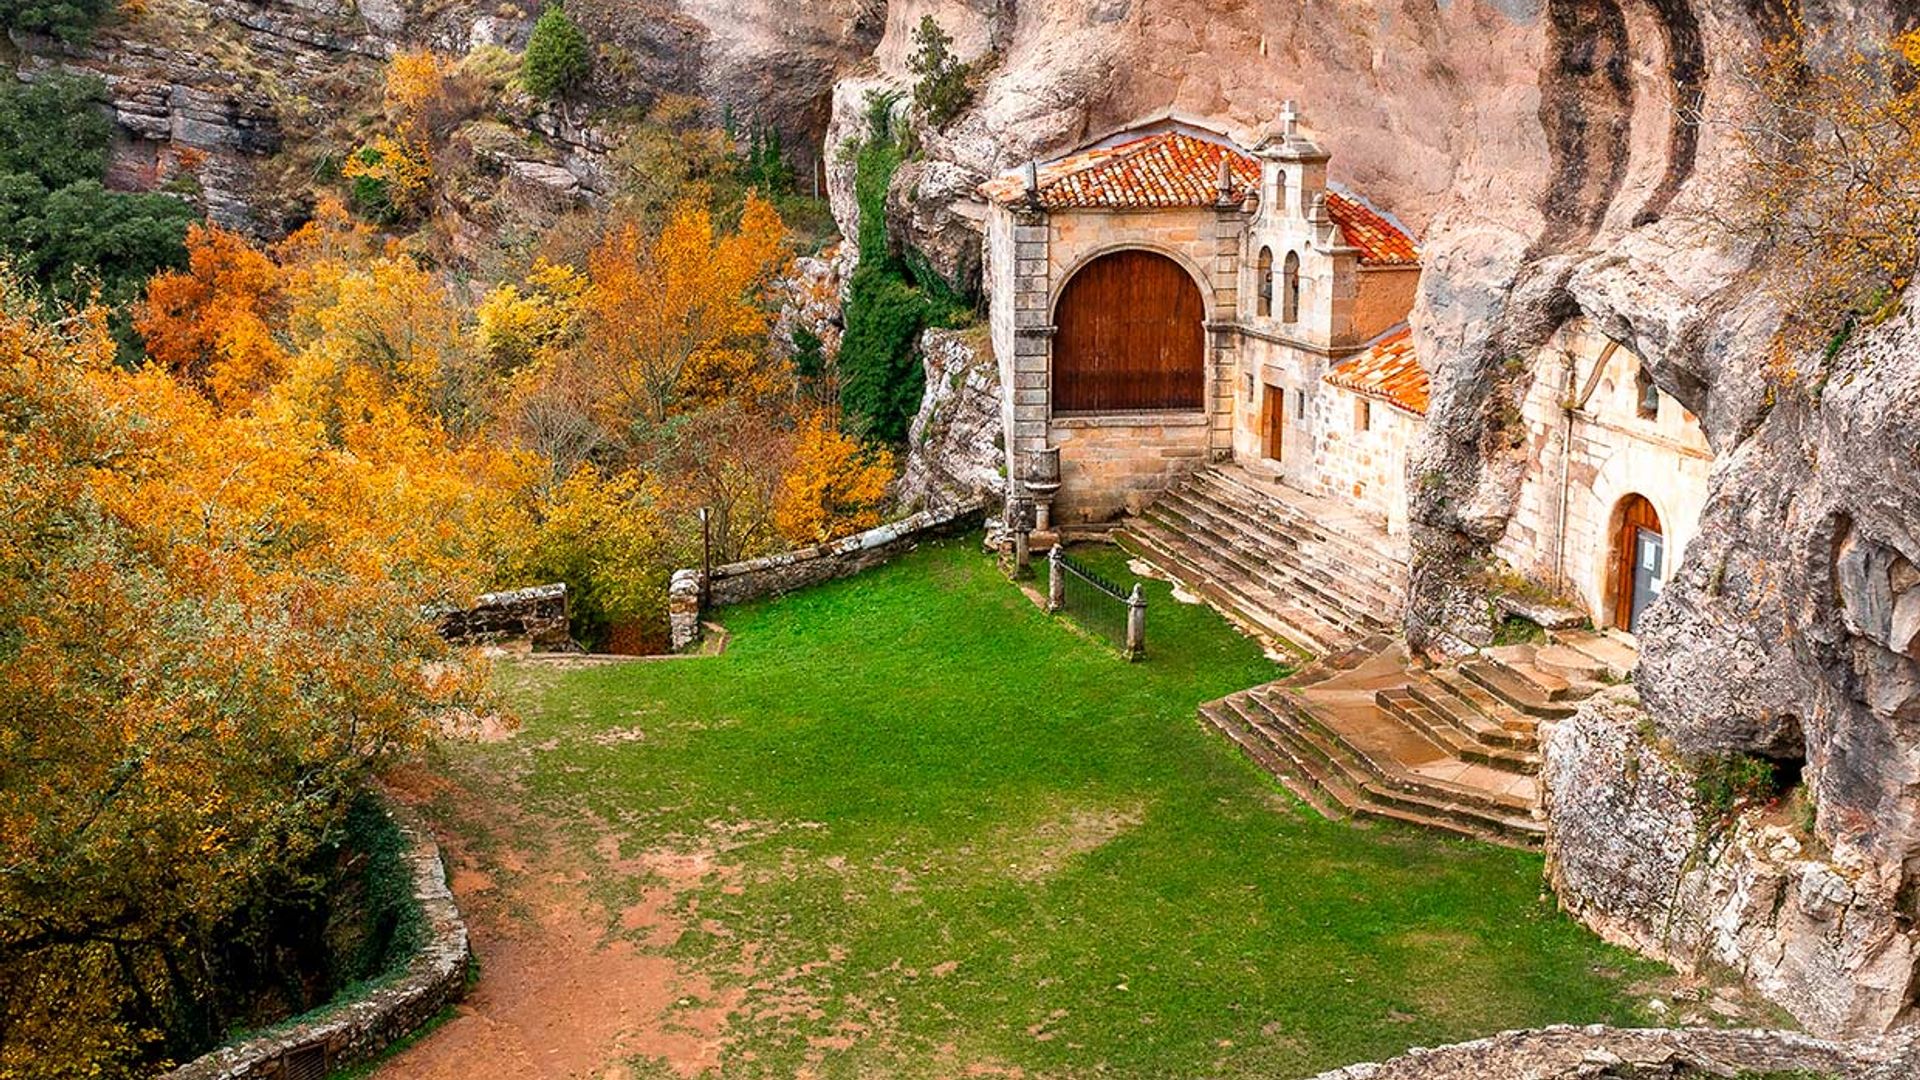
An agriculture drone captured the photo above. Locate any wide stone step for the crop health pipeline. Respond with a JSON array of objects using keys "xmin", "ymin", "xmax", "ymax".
[
  {"xmin": 1200, "ymin": 701, "xmax": 1346, "ymax": 821},
  {"xmin": 1460, "ymin": 660, "xmax": 1577, "ymax": 720},
  {"xmin": 1483, "ymin": 645, "xmax": 1575, "ymax": 701},
  {"xmin": 1197, "ymin": 466, "xmax": 1409, "ymax": 576},
  {"xmin": 1258, "ymin": 690, "xmax": 1536, "ymax": 818},
  {"xmin": 1549, "ymin": 629, "xmax": 1639, "ymax": 681},
  {"xmin": 1404, "ymin": 671, "xmax": 1536, "ymax": 748},
  {"xmin": 1376, "ymin": 687, "xmax": 1540, "ymax": 775},
  {"xmin": 1142, "ymin": 501, "xmax": 1393, "ymax": 637},
  {"xmin": 1118, "ymin": 523, "xmax": 1341, "ymax": 656},
  {"xmin": 1187, "ymin": 471, "xmax": 1408, "ymax": 591},
  {"xmin": 1153, "ymin": 488, "xmax": 1405, "ymax": 616},
  {"xmin": 1235, "ymin": 693, "xmax": 1544, "ymax": 847}
]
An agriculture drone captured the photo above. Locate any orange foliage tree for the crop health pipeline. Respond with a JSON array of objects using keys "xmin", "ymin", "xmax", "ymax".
[
  {"xmin": 0, "ymin": 270, "xmax": 527, "ymax": 1076},
  {"xmin": 774, "ymin": 412, "xmax": 896, "ymax": 545},
  {"xmin": 580, "ymin": 193, "xmax": 787, "ymax": 436},
  {"xmin": 134, "ymin": 222, "xmax": 287, "ymax": 407}
]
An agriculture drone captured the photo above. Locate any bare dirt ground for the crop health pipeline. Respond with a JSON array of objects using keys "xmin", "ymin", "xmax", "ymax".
[{"xmin": 377, "ymin": 764, "xmax": 744, "ymax": 1080}]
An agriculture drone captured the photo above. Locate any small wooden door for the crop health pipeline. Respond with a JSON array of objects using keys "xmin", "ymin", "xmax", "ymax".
[
  {"xmin": 1261, "ymin": 385, "xmax": 1285, "ymax": 461},
  {"xmin": 1612, "ymin": 495, "xmax": 1664, "ymax": 632}
]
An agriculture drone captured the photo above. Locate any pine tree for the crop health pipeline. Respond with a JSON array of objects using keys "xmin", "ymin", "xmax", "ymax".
[{"xmin": 522, "ymin": 3, "xmax": 591, "ymax": 101}]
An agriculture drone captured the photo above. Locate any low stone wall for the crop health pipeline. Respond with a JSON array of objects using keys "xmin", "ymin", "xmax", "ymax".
[
  {"xmin": 166, "ymin": 804, "xmax": 470, "ymax": 1080},
  {"xmin": 1305, "ymin": 1024, "xmax": 1917, "ymax": 1080},
  {"xmin": 437, "ymin": 583, "xmax": 569, "ymax": 648},
  {"xmin": 670, "ymin": 502, "xmax": 986, "ymax": 649}
]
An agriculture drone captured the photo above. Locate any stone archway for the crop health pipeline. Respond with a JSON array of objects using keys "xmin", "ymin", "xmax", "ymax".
[{"xmin": 1051, "ymin": 249, "xmax": 1206, "ymax": 414}]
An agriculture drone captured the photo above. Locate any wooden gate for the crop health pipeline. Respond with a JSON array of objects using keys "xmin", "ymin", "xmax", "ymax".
[{"xmin": 1053, "ymin": 250, "xmax": 1205, "ymax": 413}]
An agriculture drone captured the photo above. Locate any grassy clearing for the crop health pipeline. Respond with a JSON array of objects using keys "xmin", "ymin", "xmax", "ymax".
[{"xmin": 430, "ymin": 537, "xmax": 1657, "ymax": 1077}]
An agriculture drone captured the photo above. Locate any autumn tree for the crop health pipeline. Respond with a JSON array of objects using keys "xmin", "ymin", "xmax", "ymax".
[
  {"xmin": 580, "ymin": 193, "xmax": 787, "ymax": 442},
  {"xmin": 0, "ymin": 271, "xmax": 530, "ymax": 1076},
  {"xmin": 774, "ymin": 412, "xmax": 896, "ymax": 544},
  {"xmin": 135, "ymin": 223, "xmax": 288, "ymax": 407},
  {"xmin": 1713, "ymin": 23, "xmax": 1920, "ymax": 376}
]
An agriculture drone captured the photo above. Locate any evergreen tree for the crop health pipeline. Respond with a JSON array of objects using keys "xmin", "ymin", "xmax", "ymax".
[{"xmin": 522, "ymin": 3, "xmax": 591, "ymax": 100}]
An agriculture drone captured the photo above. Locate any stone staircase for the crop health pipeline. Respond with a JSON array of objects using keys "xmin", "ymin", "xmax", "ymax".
[
  {"xmin": 1201, "ymin": 636, "xmax": 1635, "ymax": 848},
  {"xmin": 1116, "ymin": 464, "xmax": 1409, "ymax": 656}
]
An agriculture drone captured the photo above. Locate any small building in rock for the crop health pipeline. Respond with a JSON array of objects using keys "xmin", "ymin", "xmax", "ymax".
[
  {"xmin": 978, "ymin": 105, "xmax": 1713, "ymax": 638},
  {"xmin": 978, "ymin": 108, "xmax": 1421, "ymax": 528}
]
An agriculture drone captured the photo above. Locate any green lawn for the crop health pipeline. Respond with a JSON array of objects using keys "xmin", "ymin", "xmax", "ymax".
[{"xmin": 435, "ymin": 538, "xmax": 1657, "ymax": 1077}]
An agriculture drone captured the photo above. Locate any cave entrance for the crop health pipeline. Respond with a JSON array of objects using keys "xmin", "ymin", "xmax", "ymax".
[{"xmin": 1610, "ymin": 493, "xmax": 1665, "ymax": 633}]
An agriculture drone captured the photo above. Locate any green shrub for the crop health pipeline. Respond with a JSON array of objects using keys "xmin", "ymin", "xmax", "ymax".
[
  {"xmin": 1691, "ymin": 753, "xmax": 1780, "ymax": 827},
  {"xmin": 907, "ymin": 15, "xmax": 973, "ymax": 129},
  {"xmin": 836, "ymin": 93, "xmax": 967, "ymax": 443},
  {"xmin": 521, "ymin": 3, "xmax": 590, "ymax": 101},
  {"xmin": 0, "ymin": 0, "xmax": 113, "ymax": 43}
]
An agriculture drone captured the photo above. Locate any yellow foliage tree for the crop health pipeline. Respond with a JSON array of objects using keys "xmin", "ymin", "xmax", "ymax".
[
  {"xmin": 134, "ymin": 223, "xmax": 288, "ymax": 408},
  {"xmin": 773, "ymin": 412, "xmax": 896, "ymax": 545},
  {"xmin": 1718, "ymin": 23, "xmax": 1920, "ymax": 377},
  {"xmin": 581, "ymin": 193, "xmax": 788, "ymax": 435}
]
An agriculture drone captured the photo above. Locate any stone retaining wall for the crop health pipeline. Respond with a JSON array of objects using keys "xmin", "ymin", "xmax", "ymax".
[
  {"xmin": 166, "ymin": 804, "xmax": 470, "ymax": 1080},
  {"xmin": 1305, "ymin": 1024, "xmax": 1917, "ymax": 1080},
  {"xmin": 437, "ymin": 583, "xmax": 569, "ymax": 648},
  {"xmin": 671, "ymin": 501, "xmax": 986, "ymax": 649}
]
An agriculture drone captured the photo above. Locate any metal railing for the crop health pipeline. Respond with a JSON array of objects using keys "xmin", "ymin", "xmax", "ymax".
[{"xmin": 1048, "ymin": 547, "xmax": 1146, "ymax": 660}]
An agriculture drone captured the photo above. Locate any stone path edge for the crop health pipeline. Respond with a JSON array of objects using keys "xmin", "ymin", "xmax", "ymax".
[{"xmin": 164, "ymin": 799, "xmax": 471, "ymax": 1080}]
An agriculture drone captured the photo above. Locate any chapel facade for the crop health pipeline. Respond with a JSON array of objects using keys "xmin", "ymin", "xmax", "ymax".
[{"xmin": 979, "ymin": 105, "xmax": 1711, "ymax": 636}]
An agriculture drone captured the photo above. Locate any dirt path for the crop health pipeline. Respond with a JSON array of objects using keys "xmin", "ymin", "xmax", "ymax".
[{"xmin": 377, "ymin": 765, "xmax": 742, "ymax": 1080}]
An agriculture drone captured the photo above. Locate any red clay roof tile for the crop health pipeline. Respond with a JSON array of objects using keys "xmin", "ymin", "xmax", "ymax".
[
  {"xmin": 1324, "ymin": 326, "xmax": 1429, "ymax": 416},
  {"xmin": 982, "ymin": 130, "xmax": 1419, "ymax": 266}
]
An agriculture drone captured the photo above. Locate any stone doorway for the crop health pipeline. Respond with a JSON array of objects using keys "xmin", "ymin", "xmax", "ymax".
[
  {"xmin": 1052, "ymin": 250, "xmax": 1206, "ymax": 413},
  {"xmin": 1261, "ymin": 385, "xmax": 1285, "ymax": 461},
  {"xmin": 1610, "ymin": 494, "xmax": 1664, "ymax": 633}
]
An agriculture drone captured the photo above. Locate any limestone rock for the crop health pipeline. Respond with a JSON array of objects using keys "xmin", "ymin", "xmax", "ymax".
[{"xmin": 898, "ymin": 327, "xmax": 1003, "ymax": 511}]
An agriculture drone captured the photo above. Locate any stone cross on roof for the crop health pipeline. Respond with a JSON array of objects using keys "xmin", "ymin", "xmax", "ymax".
[{"xmin": 1279, "ymin": 99, "xmax": 1300, "ymax": 139}]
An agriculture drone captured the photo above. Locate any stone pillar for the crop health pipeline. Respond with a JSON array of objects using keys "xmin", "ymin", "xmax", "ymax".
[
  {"xmin": 1209, "ymin": 206, "xmax": 1247, "ymax": 462},
  {"xmin": 668, "ymin": 569, "xmax": 703, "ymax": 652},
  {"xmin": 1047, "ymin": 545, "xmax": 1065, "ymax": 612},
  {"xmin": 1125, "ymin": 584, "xmax": 1146, "ymax": 661},
  {"xmin": 1009, "ymin": 208, "xmax": 1053, "ymax": 473}
]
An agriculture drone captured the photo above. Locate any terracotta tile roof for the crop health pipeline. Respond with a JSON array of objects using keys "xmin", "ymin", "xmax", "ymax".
[
  {"xmin": 980, "ymin": 131, "xmax": 1260, "ymax": 211},
  {"xmin": 1324, "ymin": 326, "xmax": 1429, "ymax": 416},
  {"xmin": 1326, "ymin": 192, "xmax": 1420, "ymax": 267},
  {"xmin": 982, "ymin": 129, "xmax": 1419, "ymax": 266}
]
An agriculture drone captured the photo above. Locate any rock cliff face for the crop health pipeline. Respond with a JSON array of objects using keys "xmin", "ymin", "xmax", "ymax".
[{"xmin": 812, "ymin": 0, "xmax": 1920, "ymax": 1040}]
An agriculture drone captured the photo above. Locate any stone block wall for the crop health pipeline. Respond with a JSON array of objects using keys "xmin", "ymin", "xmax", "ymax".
[
  {"xmin": 436, "ymin": 583, "xmax": 569, "ymax": 648},
  {"xmin": 1047, "ymin": 414, "xmax": 1210, "ymax": 523},
  {"xmin": 668, "ymin": 570, "xmax": 702, "ymax": 652},
  {"xmin": 1492, "ymin": 320, "xmax": 1714, "ymax": 627},
  {"xmin": 1352, "ymin": 266, "xmax": 1420, "ymax": 342},
  {"xmin": 676, "ymin": 502, "xmax": 987, "ymax": 620},
  {"xmin": 1311, "ymin": 386, "xmax": 1421, "ymax": 536},
  {"xmin": 166, "ymin": 803, "xmax": 470, "ymax": 1080},
  {"xmin": 1231, "ymin": 332, "xmax": 1331, "ymax": 488}
]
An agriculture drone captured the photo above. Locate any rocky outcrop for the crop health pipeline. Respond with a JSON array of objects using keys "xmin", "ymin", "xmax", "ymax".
[
  {"xmin": 1544, "ymin": 690, "xmax": 1920, "ymax": 1036},
  {"xmin": 1304, "ymin": 1023, "xmax": 1917, "ymax": 1080},
  {"xmin": 898, "ymin": 326, "xmax": 1001, "ymax": 510}
]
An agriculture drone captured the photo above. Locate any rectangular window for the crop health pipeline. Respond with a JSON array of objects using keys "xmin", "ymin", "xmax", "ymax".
[
  {"xmin": 1295, "ymin": 389, "xmax": 1308, "ymax": 420},
  {"xmin": 1355, "ymin": 398, "xmax": 1372, "ymax": 432}
]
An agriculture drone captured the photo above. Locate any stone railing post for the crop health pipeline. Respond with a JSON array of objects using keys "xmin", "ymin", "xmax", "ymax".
[
  {"xmin": 668, "ymin": 569, "xmax": 703, "ymax": 652},
  {"xmin": 1047, "ymin": 545, "xmax": 1065, "ymax": 613},
  {"xmin": 1125, "ymin": 583, "xmax": 1146, "ymax": 661}
]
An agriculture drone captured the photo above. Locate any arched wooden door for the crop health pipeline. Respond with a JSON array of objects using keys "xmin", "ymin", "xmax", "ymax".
[
  {"xmin": 1053, "ymin": 250, "xmax": 1205, "ymax": 413},
  {"xmin": 1612, "ymin": 494, "xmax": 1665, "ymax": 632}
]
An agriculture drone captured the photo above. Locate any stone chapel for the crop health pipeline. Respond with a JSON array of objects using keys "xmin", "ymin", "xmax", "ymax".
[{"xmin": 978, "ymin": 105, "xmax": 1713, "ymax": 642}]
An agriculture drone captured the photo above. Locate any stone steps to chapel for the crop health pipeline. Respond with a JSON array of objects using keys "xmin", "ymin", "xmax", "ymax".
[
  {"xmin": 1127, "ymin": 513, "xmax": 1379, "ymax": 652},
  {"xmin": 1150, "ymin": 487, "xmax": 1405, "ymax": 617},
  {"xmin": 1459, "ymin": 660, "xmax": 1578, "ymax": 720},
  {"xmin": 1140, "ymin": 499, "xmax": 1395, "ymax": 638},
  {"xmin": 1117, "ymin": 520, "xmax": 1349, "ymax": 656},
  {"xmin": 1375, "ymin": 687, "xmax": 1542, "ymax": 775},
  {"xmin": 1183, "ymin": 480, "xmax": 1409, "ymax": 601},
  {"xmin": 1202, "ymin": 689, "xmax": 1543, "ymax": 848},
  {"xmin": 1198, "ymin": 466, "xmax": 1410, "ymax": 582},
  {"xmin": 1406, "ymin": 669, "xmax": 1538, "ymax": 744}
]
